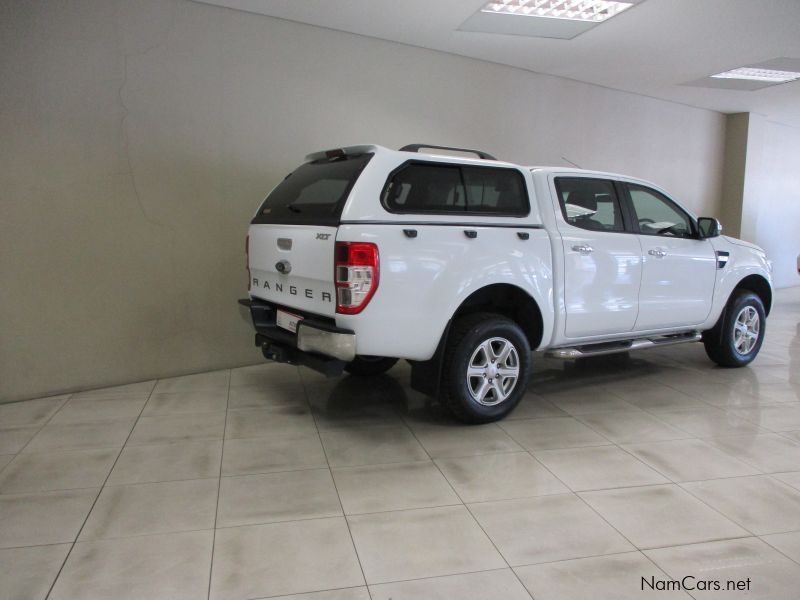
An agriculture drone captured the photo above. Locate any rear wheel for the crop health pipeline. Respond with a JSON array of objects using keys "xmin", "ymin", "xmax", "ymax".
[
  {"xmin": 703, "ymin": 291, "xmax": 766, "ymax": 367},
  {"xmin": 441, "ymin": 313, "xmax": 531, "ymax": 423},
  {"xmin": 344, "ymin": 355, "xmax": 398, "ymax": 376}
]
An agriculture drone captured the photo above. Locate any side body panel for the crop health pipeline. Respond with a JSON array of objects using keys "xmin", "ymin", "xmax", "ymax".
[{"xmin": 335, "ymin": 223, "xmax": 554, "ymax": 359}]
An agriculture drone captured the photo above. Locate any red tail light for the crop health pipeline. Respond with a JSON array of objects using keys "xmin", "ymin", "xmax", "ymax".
[
  {"xmin": 245, "ymin": 234, "xmax": 251, "ymax": 291},
  {"xmin": 335, "ymin": 242, "xmax": 379, "ymax": 314}
]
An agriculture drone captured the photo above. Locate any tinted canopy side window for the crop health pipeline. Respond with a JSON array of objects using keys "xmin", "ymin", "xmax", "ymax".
[
  {"xmin": 382, "ymin": 163, "xmax": 528, "ymax": 215},
  {"xmin": 628, "ymin": 184, "xmax": 694, "ymax": 238},
  {"xmin": 555, "ymin": 177, "xmax": 624, "ymax": 232}
]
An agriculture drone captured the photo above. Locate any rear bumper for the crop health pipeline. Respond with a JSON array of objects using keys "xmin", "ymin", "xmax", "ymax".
[{"xmin": 239, "ymin": 298, "xmax": 356, "ymax": 376}]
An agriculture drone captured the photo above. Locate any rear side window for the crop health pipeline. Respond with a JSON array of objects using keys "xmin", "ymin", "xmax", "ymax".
[
  {"xmin": 252, "ymin": 153, "xmax": 373, "ymax": 226},
  {"xmin": 382, "ymin": 163, "xmax": 528, "ymax": 216},
  {"xmin": 555, "ymin": 177, "xmax": 624, "ymax": 232}
]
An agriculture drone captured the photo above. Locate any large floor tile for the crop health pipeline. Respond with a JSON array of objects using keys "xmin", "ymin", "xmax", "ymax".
[
  {"xmin": 210, "ymin": 517, "xmax": 363, "ymax": 599},
  {"xmin": 409, "ymin": 423, "xmax": 522, "ymax": 458},
  {"xmin": 705, "ymin": 433, "xmax": 800, "ymax": 473},
  {"xmin": 79, "ymin": 478, "xmax": 218, "ymax": 540},
  {"xmin": 505, "ymin": 392, "xmax": 568, "ymax": 419},
  {"xmin": 577, "ymin": 411, "xmax": 691, "ymax": 444},
  {"xmin": 0, "ymin": 488, "xmax": 98, "ymax": 548},
  {"xmin": 739, "ymin": 403, "xmax": 800, "ymax": 432},
  {"xmin": 348, "ymin": 505, "xmax": 504, "ymax": 584},
  {"xmin": 108, "ymin": 440, "xmax": 222, "ymax": 484},
  {"xmin": 499, "ymin": 417, "xmax": 610, "ymax": 451},
  {"xmin": 142, "ymin": 390, "xmax": 228, "ymax": 416},
  {"xmin": 370, "ymin": 568, "xmax": 532, "ymax": 600},
  {"xmin": 333, "ymin": 461, "xmax": 460, "ymax": 514},
  {"xmin": 0, "ymin": 396, "xmax": 69, "ymax": 427},
  {"xmin": 544, "ymin": 388, "xmax": 640, "ymax": 415},
  {"xmin": 217, "ymin": 469, "xmax": 341, "ymax": 527},
  {"xmin": 128, "ymin": 412, "xmax": 225, "ymax": 445},
  {"xmin": 623, "ymin": 438, "xmax": 760, "ymax": 482},
  {"xmin": 229, "ymin": 363, "xmax": 301, "ymax": 388},
  {"xmin": 648, "ymin": 407, "xmax": 766, "ymax": 438},
  {"xmin": 49, "ymin": 395, "xmax": 147, "ymax": 425},
  {"xmin": 71, "ymin": 380, "xmax": 155, "ymax": 399},
  {"xmin": 51, "ymin": 530, "xmax": 213, "ymax": 600},
  {"xmin": 270, "ymin": 589, "xmax": 370, "ymax": 600},
  {"xmin": 608, "ymin": 382, "xmax": 708, "ymax": 412},
  {"xmin": 0, "ymin": 425, "xmax": 42, "ymax": 454},
  {"xmin": 581, "ymin": 484, "xmax": 748, "ymax": 549},
  {"xmin": 24, "ymin": 418, "xmax": 135, "ymax": 452},
  {"xmin": 762, "ymin": 530, "xmax": 800, "ymax": 563},
  {"xmin": 221, "ymin": 433, "xmax": 327, "ymax": 476},
  {"xmin": 515, "ymin": 552, "xmax": 689, "ymax": 599},
  {"xmin": 153, "ymin": 370, "xmax": 230, "ymax": 393},
  {"xmin": 773, "ymin": 470, "xmax": 800, "ymax": 490},
  {"xmin": 320, "ymin": 425, "xmax": 428, "ymax": 467},
  {"xmin": 0, "ymin": 448, "xmax": 117, "ymax": 493},
  {"xmin": 0, "ymin": 454, "xmax": 11, "ymax": 471},
  {"xmin": 435, "ymin": 452, "xmax": 568, "ymax": 502},
  {"xmin": 645, "ymin": 537, "xmax": 800, "ymax": 600},
  {"xmin": 0, "ymin": 544, "xmax": 71, "ymax": 600},
  {"xmin": 469, "ymin": 494, "xmax": 634, "ymax": 565},
  {"xmin": 534, "ymin": 445, "xmax": 668, "ymax": 491},
  {"xmin": 225, "ymin": 406, "xmax": 317, "ymax": 439},
  {"xmin": 228, "ymin": 382, "xmax": 306, "ymax": 409},
  {"xmin": 682, "ymin": 475, "xmax": 800, "ymax": 535}
]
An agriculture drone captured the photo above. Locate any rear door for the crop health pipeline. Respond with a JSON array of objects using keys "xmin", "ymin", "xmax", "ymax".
[
  {"xmin": 553, "ymin": 176, "xmax": 643, "ymax": 338},
  {"xmin": 247, "ymin": 153, "xmax": 372, "ymax": 317}
]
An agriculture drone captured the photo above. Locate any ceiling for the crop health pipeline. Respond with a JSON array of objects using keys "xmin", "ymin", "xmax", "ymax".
[{"xmin": 196, "ymin": 0, "xmax": 800, "ymax": 127}]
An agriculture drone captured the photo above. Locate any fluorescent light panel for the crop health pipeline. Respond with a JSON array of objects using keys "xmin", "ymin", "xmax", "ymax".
[
  {"xmin": 482, "ymin": 0, "xmax": 633, "ymax": 23},
  {"xmin": 710, "ymin": 67, "xmax": 800, "ymax": 83}
]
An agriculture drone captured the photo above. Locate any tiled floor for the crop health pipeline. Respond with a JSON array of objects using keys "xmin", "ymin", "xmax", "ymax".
[{"xmin": 2, "ymin": 287, "xmax": 800, "ymax": 599}]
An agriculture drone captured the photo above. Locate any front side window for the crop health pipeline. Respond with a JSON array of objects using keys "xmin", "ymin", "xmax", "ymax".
[
  {"xmin": 555, "ymin": 178, "xmax": 624, "ymax": 232},
  {"xmin": 383, "ymin": 163, "xmax": 528, "ymax": 215},
  {"xmin": 628, "ymin": 184, "xmax": 694, "ymax": 237}
]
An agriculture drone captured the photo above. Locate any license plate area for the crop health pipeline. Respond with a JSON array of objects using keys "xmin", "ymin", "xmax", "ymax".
[{"xmin": 276, "ymin": 309, "xmax": 303, "ymax": 334}]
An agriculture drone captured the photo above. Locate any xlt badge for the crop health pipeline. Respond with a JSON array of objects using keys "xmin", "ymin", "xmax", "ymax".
[{"xmin": 316, "ymin": 233, "xmax": 331, "ymax": 240}]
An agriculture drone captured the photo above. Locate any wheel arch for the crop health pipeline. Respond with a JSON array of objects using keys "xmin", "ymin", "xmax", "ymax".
[
  {"xmin": 452, "ymin": 283, "xmax": 544, "ymax": 350},
  {"xmin": 733, "ymin": 274, "xmax": 772, "ymax": 316}
]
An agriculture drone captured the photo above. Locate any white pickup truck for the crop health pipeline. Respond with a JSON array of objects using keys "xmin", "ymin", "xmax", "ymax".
[{"xmin": 240, "ymin": 144, "xmax": 773, "ymax": 422}]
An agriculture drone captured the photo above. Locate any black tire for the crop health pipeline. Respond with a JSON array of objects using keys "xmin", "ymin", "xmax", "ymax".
[
  {"xmin": 703, "ymin": 290, "xmax": 766, "ymax": 367},
  {"xmin": 440, "ymin": 312, "xmax": 532, "ymax": 423},
  {"xmin": 344, "ymin": 355, "xmax": 399, "ymax": 376}
]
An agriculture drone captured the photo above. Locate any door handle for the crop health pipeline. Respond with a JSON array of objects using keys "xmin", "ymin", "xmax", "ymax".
[
  {"xmin": 571, "ymin": 244, "xmax": 594, "ymax": 254},
  {"xmin": 648, "ymin": 248, "xmax": 667, "ymax": 258}
]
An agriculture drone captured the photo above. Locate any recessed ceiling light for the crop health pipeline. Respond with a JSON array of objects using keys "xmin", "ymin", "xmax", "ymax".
[
  {"xmin": 710, "ymin": 67, "xmax": 800, "ymax": 83},
  {"xmin": 481, "ymin": 0, "xmax": 634, "ymax": 23}
]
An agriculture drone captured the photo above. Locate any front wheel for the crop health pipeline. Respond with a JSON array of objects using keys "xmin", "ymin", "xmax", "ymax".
[
  {"xmin": 441, "ymin": 313, "xmax": 532, "ymax": 423},
  {"xmin": 703, "ymin": 291, "xmax": 766, "ymax": 367},
  {"xmin": 344, "ymin": 355, "xmax": 399, "ymax": 376}
]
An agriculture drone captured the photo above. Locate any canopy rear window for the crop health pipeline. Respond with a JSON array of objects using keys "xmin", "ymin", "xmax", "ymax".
[{"xmin": 252, "ymin": 153, "xmax": 373, "ymax": 226}]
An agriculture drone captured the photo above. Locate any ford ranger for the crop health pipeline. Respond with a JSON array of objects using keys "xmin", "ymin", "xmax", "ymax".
[{"xmin": 239, "ymin": 144, "xmax": 773, "ymax": 422}]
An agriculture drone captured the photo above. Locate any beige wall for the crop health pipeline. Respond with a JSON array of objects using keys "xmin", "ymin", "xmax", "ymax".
[
  {"xmin": 0, "ymin": 0, "xmax": 726, "ymax": 402},
  {"xmin": 740, "ymin": 117, "xmax": 800, "ymax": 289}
]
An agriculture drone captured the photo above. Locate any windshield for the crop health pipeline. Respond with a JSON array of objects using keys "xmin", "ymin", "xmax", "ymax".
[{"xmin": 252, "ymin": 153, "xmax": 372, "ymax": 226}]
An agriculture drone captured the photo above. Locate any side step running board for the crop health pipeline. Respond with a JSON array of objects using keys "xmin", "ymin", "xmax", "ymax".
[{"xmin": 546, "ymin": 331, "xmax": 702, "ymax": 359}]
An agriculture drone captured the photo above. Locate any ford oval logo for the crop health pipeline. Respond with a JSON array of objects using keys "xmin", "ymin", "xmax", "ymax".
[{"xmin": 275, "ymin": 260, "xmax": 291, "ymax": 274}]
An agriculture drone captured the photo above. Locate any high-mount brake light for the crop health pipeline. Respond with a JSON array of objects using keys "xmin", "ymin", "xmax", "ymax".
[
  {"xmin": 335, "ymin": 242, "xmax": 379, "ymax": 314},
  {"xmin": 325, "ymin": 149, "xmax": 346, "ymax": 159}
]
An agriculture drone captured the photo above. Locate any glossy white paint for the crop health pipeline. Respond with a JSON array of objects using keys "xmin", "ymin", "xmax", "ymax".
[
  {"xmin": 248, "ymin": 224, "xmax": 337, "ymax": 317},
  {"xmin": 247, "ymin": 145, "xmax": 772, "ymax": 362},
  {"xmin": 635, "ymin": 235, "xmax": 716, "ymax": 329}
]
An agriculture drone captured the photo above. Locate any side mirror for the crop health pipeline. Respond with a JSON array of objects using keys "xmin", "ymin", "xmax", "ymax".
[{"xmin": 697, "ymin": 217, "xmax": 722, "ymax": 239}]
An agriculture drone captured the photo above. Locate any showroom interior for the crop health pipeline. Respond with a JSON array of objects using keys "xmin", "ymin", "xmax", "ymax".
[{"xmin": 1, "ymin": 0, "xmax": 800, "ymax": 598}]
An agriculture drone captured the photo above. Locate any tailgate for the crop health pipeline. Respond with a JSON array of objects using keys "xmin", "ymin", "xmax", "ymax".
[{"xmin": 248, "ymin": 224, "xmax": 336, "ymax": 317}]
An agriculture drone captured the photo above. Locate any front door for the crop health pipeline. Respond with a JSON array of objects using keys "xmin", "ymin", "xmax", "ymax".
[{"xmin": 625, "ymin": 183, "xmax": 716, "ymax": 330}]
